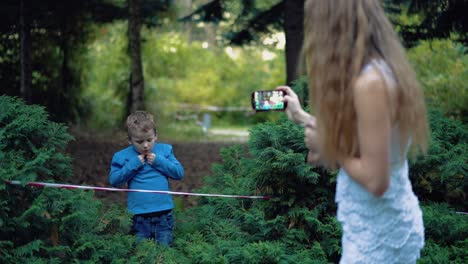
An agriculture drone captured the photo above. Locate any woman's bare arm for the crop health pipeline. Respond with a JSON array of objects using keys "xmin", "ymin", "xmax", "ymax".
[{"xmin": 339, "ymin": 70, "xmax": 392, "ymax": 197}]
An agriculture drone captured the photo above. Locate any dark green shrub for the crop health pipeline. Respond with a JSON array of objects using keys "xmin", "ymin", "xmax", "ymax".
[
  {"xmin": 0, "ymin": 96, "xmax": 169, "ymax": 263},
  {"xmin": 408, "ymin": 40, "xmax": 468, "ymax": 121},
  {"xmin": 2, "ymin": 91, "xmax": 465, "ymax": 263},
  {"xmin": 0, "ymin": 96, "xmax": 74, "ymax": 184},
  {"xmin": 175, "ymin": 112, "xmax": 341, "ymax": 262},
  {"xmin": 0, "ymin": 95, "xmax": 76, "ymax": 262},
  {"xmin": 174, "ymin": 81, "xmax": 466, "ymax": 262},
  {"xmin": 410, "ymin": 109, "xmax": 467, "ymax": 210},
  {"xmin": 419, "ymin": 203, "xmax": 468, "ymax": 263}
]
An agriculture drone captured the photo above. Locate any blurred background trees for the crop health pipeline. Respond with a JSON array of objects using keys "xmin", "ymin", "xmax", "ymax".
[
  {"xmin": 1, "ymin": 0, "xmax": 467, "ymax": 262},
  {"xmin": 1, "ymin": 0, "xmax": 126, "ymax": 122},
  {"xmin": 385, "ymin": 0, "xmax": 468, "ymax": 46},
  {"xmin": 1, "ymin": 0, "xmax": 466, "ymax": 130}
]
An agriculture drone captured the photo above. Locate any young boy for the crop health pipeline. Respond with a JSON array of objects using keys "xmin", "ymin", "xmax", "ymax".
[{"xmin": 109, "ymin": 111, "xmax": 184, "ymax": 246}]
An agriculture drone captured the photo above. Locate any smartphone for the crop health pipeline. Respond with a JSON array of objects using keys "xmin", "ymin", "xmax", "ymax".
[{"xmin": 251, "ymin": 90, "xmax": 286, "ymax": 112}]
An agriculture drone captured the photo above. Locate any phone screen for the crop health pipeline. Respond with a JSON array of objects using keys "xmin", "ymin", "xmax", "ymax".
[{"xmin": 251, "ymin": 90, "xmax": 286, "ymax": 111}]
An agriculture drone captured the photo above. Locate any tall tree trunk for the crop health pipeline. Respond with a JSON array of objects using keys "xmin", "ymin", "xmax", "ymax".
[
  {"xmin": 178, "ymin": 0, "xmax": 193, "ymax": 44},
  {"xmin": 128, "ymin": 0, "xmax": 145, "ymax": 114},
  {"xmin": 204, "ymin": 23, "xmax": 217, "ymax": 49},
  {"xmin": 57, "ymin": 11, "xmax": 72, "ymax": 122},
  {"xmin": 283, "ymin": 0, "xmax": 304, "ymax": 85},
  {"xmin": 20, "ymin": 0, "xmax": 32, "ymax": 103},
  {"xmin": 60, "ymin": 34, "xmax": 70, "ymax": 114}
]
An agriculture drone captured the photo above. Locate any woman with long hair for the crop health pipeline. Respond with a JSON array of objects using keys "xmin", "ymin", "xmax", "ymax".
[{"xmin": 278, "ymin": 0, "xmax": 429, "ymax": 262}]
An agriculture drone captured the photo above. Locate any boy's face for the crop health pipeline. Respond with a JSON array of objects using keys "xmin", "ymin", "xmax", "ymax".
[{"xmin": 129, "ymin": 129, "xmax": 157, "ymax": 155}]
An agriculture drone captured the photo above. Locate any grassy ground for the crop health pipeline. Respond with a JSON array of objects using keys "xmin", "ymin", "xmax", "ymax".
[{"xmin": 158, "ymin": 122, "xmax": 251, "ymax": 143}]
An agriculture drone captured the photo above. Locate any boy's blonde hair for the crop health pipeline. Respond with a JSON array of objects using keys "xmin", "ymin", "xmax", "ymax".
[
  {"xmin": 126, "ymin": 111, "xmax": 157, "ymax": 138},
  {"xmin": 303, "ymin": 0, "xmax": 429, "ymax": 168}
]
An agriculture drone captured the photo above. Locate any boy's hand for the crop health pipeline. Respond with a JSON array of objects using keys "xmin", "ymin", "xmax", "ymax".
[
  {"xmin": 138, "ymin": 154, "xmax": 146, "ymax": 164},
  {"xmin": 146, "ymin": 153, "xmax": 156, "ymax": 165}
]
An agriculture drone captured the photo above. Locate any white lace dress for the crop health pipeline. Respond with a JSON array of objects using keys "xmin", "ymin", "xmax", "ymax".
[{"xmin": 335, "ymin": 60, "xmax": 425, "ymax": 263}]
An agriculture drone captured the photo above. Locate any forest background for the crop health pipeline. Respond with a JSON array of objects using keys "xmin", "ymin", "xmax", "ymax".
[{"xmin": 0, "ymin": 0, "xmax": 467, "ymax": 263}]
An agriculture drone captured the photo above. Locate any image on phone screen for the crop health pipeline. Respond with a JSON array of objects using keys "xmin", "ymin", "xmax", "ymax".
[{"xmin": 251, "ymin": 90, "xmax": 286, "ymax": 111}]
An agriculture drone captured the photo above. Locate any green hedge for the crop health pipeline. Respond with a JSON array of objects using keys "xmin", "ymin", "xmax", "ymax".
[
  {"xmin": 1, "ymin": 93, "xmax": 466, "ymax": 263},
  {"xmin": 408, "ymin": 40, "xmax": 468, "ymax": 121},
  {"xmin": 171, "ymin": 75, "xmax": 466, "ymax": 262},
  {"xmin": 0, "ymin": 96, "xmax": 167, "ymax": 263}
]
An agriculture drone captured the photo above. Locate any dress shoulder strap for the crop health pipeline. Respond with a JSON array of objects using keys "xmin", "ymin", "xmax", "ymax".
[{"xmin": 362, "ymin": 59, "xmax": 397, "ymax": 88}]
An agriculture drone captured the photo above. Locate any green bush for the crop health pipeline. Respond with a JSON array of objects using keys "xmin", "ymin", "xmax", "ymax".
[
  {"xmin": 2, "ymin": 77, "xmax": 466, "ymax": 262},
  {"xmin": 408, "ymin": 40, "xmax": 468, "ymax": 121},
  {"xmin": 173, "ymin": 82, "xmax": 466, "ymax": 262},
  {"xmin": 174, "ymin": 111, "xmax": 342, "ymax": 262},
  {"xmin": 410, "ymin": 109, "xmax": 467, "ymax": 210},
  {"xmin": 0, "ymin": 96, "xmax": 170, "ymax": 263},
  {"xmin": 0, "ymin": 96, "xmax": 74, "ymax": 184},
  {"xmin": 419, "ymin": 203, "xmax": 468, "ymax": 263}
]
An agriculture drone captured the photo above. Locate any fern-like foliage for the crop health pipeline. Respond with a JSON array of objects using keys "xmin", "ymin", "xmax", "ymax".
[
  {"xmin": 1, "ymin": 90, "xmax": 466, "ymax": 263},
  {"xmin": 173, "ymin": 81, "xmax": 466, "ymax": 262},
  {"xmin": 410, "ymin": 108, "xmax": 467, "ymax": 210},
  {"xmin": 0, "ymin": 96, "xmax": 144, "ymax": 263},
  {"xmin": 0, "ymin": 96, "xmax": 75, "ymax": 262},
  {"xmin": 175, "ymin": 83, "xmax": 342, "ymax": 262},
  {"xmin": 419, "ymin": 203, "xmax": 468, "ymax": 263}
]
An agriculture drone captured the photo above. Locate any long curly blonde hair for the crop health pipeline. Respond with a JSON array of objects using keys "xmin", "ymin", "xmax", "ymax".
[{"xmin": 302, "ymin": 0, "xmax": 429, "ymax": 168}]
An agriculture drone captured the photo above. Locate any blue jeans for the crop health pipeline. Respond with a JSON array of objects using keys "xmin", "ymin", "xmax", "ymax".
[{"xmin": 131, "ymin": 210, "xmax": 174, "ymax": 246}]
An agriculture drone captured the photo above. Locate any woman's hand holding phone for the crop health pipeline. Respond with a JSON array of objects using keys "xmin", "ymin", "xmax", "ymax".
[
  {"xmin": 274, "ymin": 86, "xmax": 321, "ymax": 164},
  {"xmin": 275, "ymin": 86, "xmax": 313, "ymax": 125},
  {"xmin": 250, "ymin": 86, "xmax": 322, "ymax": 164}
]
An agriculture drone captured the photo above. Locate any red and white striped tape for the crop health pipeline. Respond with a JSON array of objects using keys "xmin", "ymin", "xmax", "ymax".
[{"xmin": 5, "ymin": 180, "xmax": 270, "ymax": 200}]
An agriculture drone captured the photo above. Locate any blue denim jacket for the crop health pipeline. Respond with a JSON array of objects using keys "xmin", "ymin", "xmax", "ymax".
[{"xmin": 109, "ymin": 143, "xmax": 184, "ymax": 214}]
